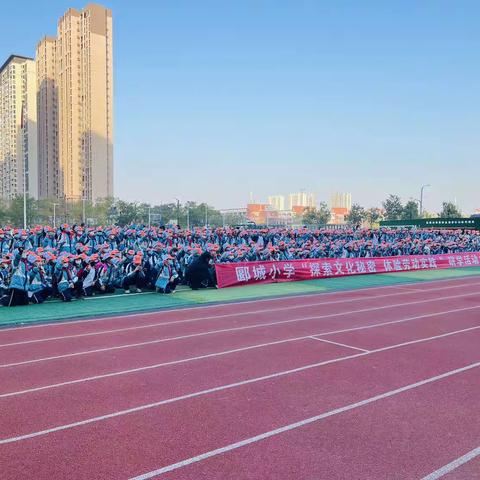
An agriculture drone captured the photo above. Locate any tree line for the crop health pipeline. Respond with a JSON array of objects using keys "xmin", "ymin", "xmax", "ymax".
[
  {"xmin": 302, "ymin": 195, "xmax": 463, "ymax": 227},
  {"xmin": 0, "ymin": 194, "xmax": 465, "ymax": 228},
  {"xmin": 0, "ymin": 197, "xmax": 247, "ymax": 228}
]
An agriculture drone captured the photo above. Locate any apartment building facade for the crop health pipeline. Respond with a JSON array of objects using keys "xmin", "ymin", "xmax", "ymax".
[
  {"xmin": 37, "ymin": 3, "xmax": 114, "ymax": 201},
  {"xmin": 0, "ymin": 55, "xmax": 38, "ymax": 200}
]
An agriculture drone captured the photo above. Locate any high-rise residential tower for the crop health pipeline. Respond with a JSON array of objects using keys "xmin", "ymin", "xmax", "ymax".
[
  {"xmin": 331, "ymin": 192, "xmax": 352, "ymax": 211},
  {"xmin": 36, "ymin": 3, "xmax": 113, "ymax": 201},
  {"xmin": 268, "ymin": 195, "xmax": 286, "ymax": 211},
  {"xmin": 0, "ymin": 55, "xmax": 38, "ymax": 200},
  {"xmin": 36, "ymin": 37, "xmax": 59, "ymax": 199},
  {"xmin": 288, "ymin": 192, "xmax": 316, "ymax": 210}
]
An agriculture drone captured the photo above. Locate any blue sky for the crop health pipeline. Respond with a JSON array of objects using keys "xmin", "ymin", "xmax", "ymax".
[{"xmin": 2, "ymin": 1, "xmax": 479, "ymax": 213}]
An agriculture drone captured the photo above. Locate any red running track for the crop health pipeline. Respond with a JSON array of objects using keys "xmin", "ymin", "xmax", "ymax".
[{"xmin": 1, "ymin": 275, "xmax": 480, "ymax": 479}]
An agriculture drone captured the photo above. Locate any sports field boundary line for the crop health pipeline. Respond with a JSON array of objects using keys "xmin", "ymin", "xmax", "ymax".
[
  {"xmin": 1, "ymin": 323, "xmax": 479, "ymax": 444},
  {"xmin": 1, "ymin": 280, "xmax": 479, "ymax": 348},
  {"xmin": 1, "ymin": 303, "xmax": 478, "ymax": 396},
  {"xmin": 1, "ymin": 291, "xmax": 478, "ymax": 368},
  {"xmin": 422, "ymin": 446, "xmax": 480, "ymax": 479},
  {"xmin": 128, "ymin": 361, "xmax": 480, "ymax": 479},
  {"xmin": 1, "ymin": 270, "xmax": 479, "ymax": 330}
]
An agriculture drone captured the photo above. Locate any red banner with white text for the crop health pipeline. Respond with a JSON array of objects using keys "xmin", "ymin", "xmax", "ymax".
[{"xmin": 215, "ymin": 252, "xmax": 480, "ymax": 289}]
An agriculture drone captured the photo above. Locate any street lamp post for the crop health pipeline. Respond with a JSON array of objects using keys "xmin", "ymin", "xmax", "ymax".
[
  {"xmin": 23, "ymin": 168, "xmax": 27, "ymax": 230},
  {"xmin": 53, "ymin": 203, "xmax": 60, "ymax": 229},
  {"xmin": 419, "ymin": 184, "xmax": 431, "ymax": 218},
  {"xmin": 174, "ymin": 198, "xmax": 180, "ymax": 227},
  {"xmin": 82, "ymin": 197, "xmax": 86, "ymax": 225}
]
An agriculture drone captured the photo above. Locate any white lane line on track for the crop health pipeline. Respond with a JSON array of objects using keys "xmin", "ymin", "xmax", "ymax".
[
  {"xmin": 2, "ymin": 281, "xmax": 478, "ymax": 348},
  {"xmin": 394, "ymin": 286, "xmax": 429, "ymax": 293},
  {"xmin": 84, "ymin": 292, "xmax": 156, "ymax": 300},
  {"xmin": 421, "ymin": 446, "xmax": 480, "ymax": 480},
  {"xmin": 129, "ymin": 362, "xmax": 480, "ymax": 480},
  {"xmin": 2, "ymin": 274, "xmax": 478, "ymax": 332},
  {"xmin": 1, "ymin": 323, "xmax": 479, "ymax": 445},
  {"xmin": 308, "ymin": 336, "xmax": 370, "ymax": 353},
  {"xmin": 2, "ymin": 304, "xmax": 479, "ymax": 397},
  {"xmin": 1, "ymin": 291, "xmax": 479, "ymax": 369}
]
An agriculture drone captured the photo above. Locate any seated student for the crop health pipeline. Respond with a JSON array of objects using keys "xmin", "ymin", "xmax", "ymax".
[
  {"xmin": 0, "ymin": 257, "xmax": 11, "ymax": 298},
  {"xmin": 77, "ymin": 261, "xmax": 97, "ymax": 296},
  {"xmin": 185, "ymin": 252, "xmax": 215, "ymax": 290},
  {"xmin": 72, "ymin": 255, "xmax": 86, "ymax": 298},
  {"xmin": 122, "ymin": 254, "xmax": 146, "ymax": 293},
  {"xmin": 1, "ymin": 249, "xmax": 30, "ymax": 307},
  {"xmin": 56, "ymin": 256, "xmax": 75, "ymax": 302},
  {"xmin": 155, "ymin": 256, "xmax": 179, "ymax": 294},
  {"xmin": 28, "ymin": 256, "xmax": 53, "ymax": 304},
  {"xmin": 96, "ymin": 254, "xmax": 117, "ymax": 294}
]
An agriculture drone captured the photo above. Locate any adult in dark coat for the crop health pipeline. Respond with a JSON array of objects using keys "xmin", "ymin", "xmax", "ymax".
[{"xmin": 185, "ymin": 252, "xmax": 215, "ymax": 290}]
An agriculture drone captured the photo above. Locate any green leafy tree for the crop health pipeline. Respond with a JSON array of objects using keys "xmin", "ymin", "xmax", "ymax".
[
  {"xmin": 365, "ymin": 207, "xmax": 383, "ymax": 227},
  {"xmin": 221, "ymin": 210, "xmax": 248, "ymax": 227},
  {"xmin": 115, "ymin": 200, "xmax": 140, "ymax": 226},
  {"xmin": 181, "ymin": 202, "xmax": 223, "ymax": 227},
  {"xmin": 302, "ymin": 207, "xmax": 319, "ymax": 225},
  {"xmin": 317, "ymin": 202, "xmax": 332, "ymax": 225},
  {"xmin": 440, "ymin": 202, "xmax": 462, "ymax": 218},
  {"xmin": 0, "ymin": 199, "xmax": 8, "ymax": 224},
  {"xmin": 422, "ymin": 211, "xmax": 438, "ymax": 219},
  {"xmin": 187, "ymin": 202, "xmax": 208, "ymax": 227},
  {"xmin": 7, "ymin": 196, "xmax": 36, "ymax": 228},
  {"xmin": 34, "ymin": 198, "xmax": 55, "ymax": 225},
  {"xmin": 157, "ymin": 202, "xmax": 180, "ymax": 226},
  {"xmin": 93, "ymin": 197, "xmax": 116, "ymax": 225},
  {"xmin": 382, "ymin": 195, "xmax": 404, "ymax": 220},
  {"xmin": 136, "ymin": 203, "xmax": 152, "ymax": 225},
  {"xmin": 65, "ymin": 199, "xmax": 96, "ymax": 225},
  {"xmin": 346, "ymin": 203, "xmax": 366, "ymax": 226},
  {"xmin": 401, "ymin": 200, "xmax": 419, "ymax": 220},
  {"xmin": 302, "ymin": 203, "xmax": 332, "ymax": 225}
]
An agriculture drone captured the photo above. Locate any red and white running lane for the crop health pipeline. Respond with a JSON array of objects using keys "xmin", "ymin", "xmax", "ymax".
[
  {"xmin": 0, "ymin": 275, "xmax": 477, "ymax": 343},
  {"xmin": 2, "ymin": 309, "xmax": 479, "ymax": 439},
  {"xmin": 0, "ymin": 326, "xmax": 479, "ymax": 479},
  {"xmin": 0, "ymin": 282, "xmax": 479, "ymax": 366},
  {"xmin": 1, "ymin": 290, "xmax": 479, "ymax": 394},
  {"xmin": 427, "ymin": 451, "xmax": 480, "ymax": 479},
  {"xmin": 157, "ymin": 366, "xmax": 480, "ymax": 480}
]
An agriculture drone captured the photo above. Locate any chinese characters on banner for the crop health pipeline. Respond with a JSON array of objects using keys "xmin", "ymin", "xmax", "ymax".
[{"xmin": 214, "ymin": 252, "xmax": 480, "ymax": 289}]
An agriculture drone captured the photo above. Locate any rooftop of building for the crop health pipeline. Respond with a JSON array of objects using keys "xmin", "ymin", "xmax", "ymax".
[{"xmin": 0, "ymin": 55, "xmax": 35, "ymax": 75}]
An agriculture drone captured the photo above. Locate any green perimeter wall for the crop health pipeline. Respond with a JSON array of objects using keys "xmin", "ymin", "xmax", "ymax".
[{"xmin": 380, "ymin": 217, "xmax": 480, "ymax": 230}]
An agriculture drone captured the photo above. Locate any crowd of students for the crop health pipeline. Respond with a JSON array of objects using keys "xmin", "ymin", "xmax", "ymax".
[{"xmin": 1, "ymin": 224, "xmax": 479, "ymax": 307}]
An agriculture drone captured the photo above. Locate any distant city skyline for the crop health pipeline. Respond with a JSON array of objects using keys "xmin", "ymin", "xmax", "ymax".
[{"xmin": 1, "ymin": 1, "xmax": 478, "ymax": 213}]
